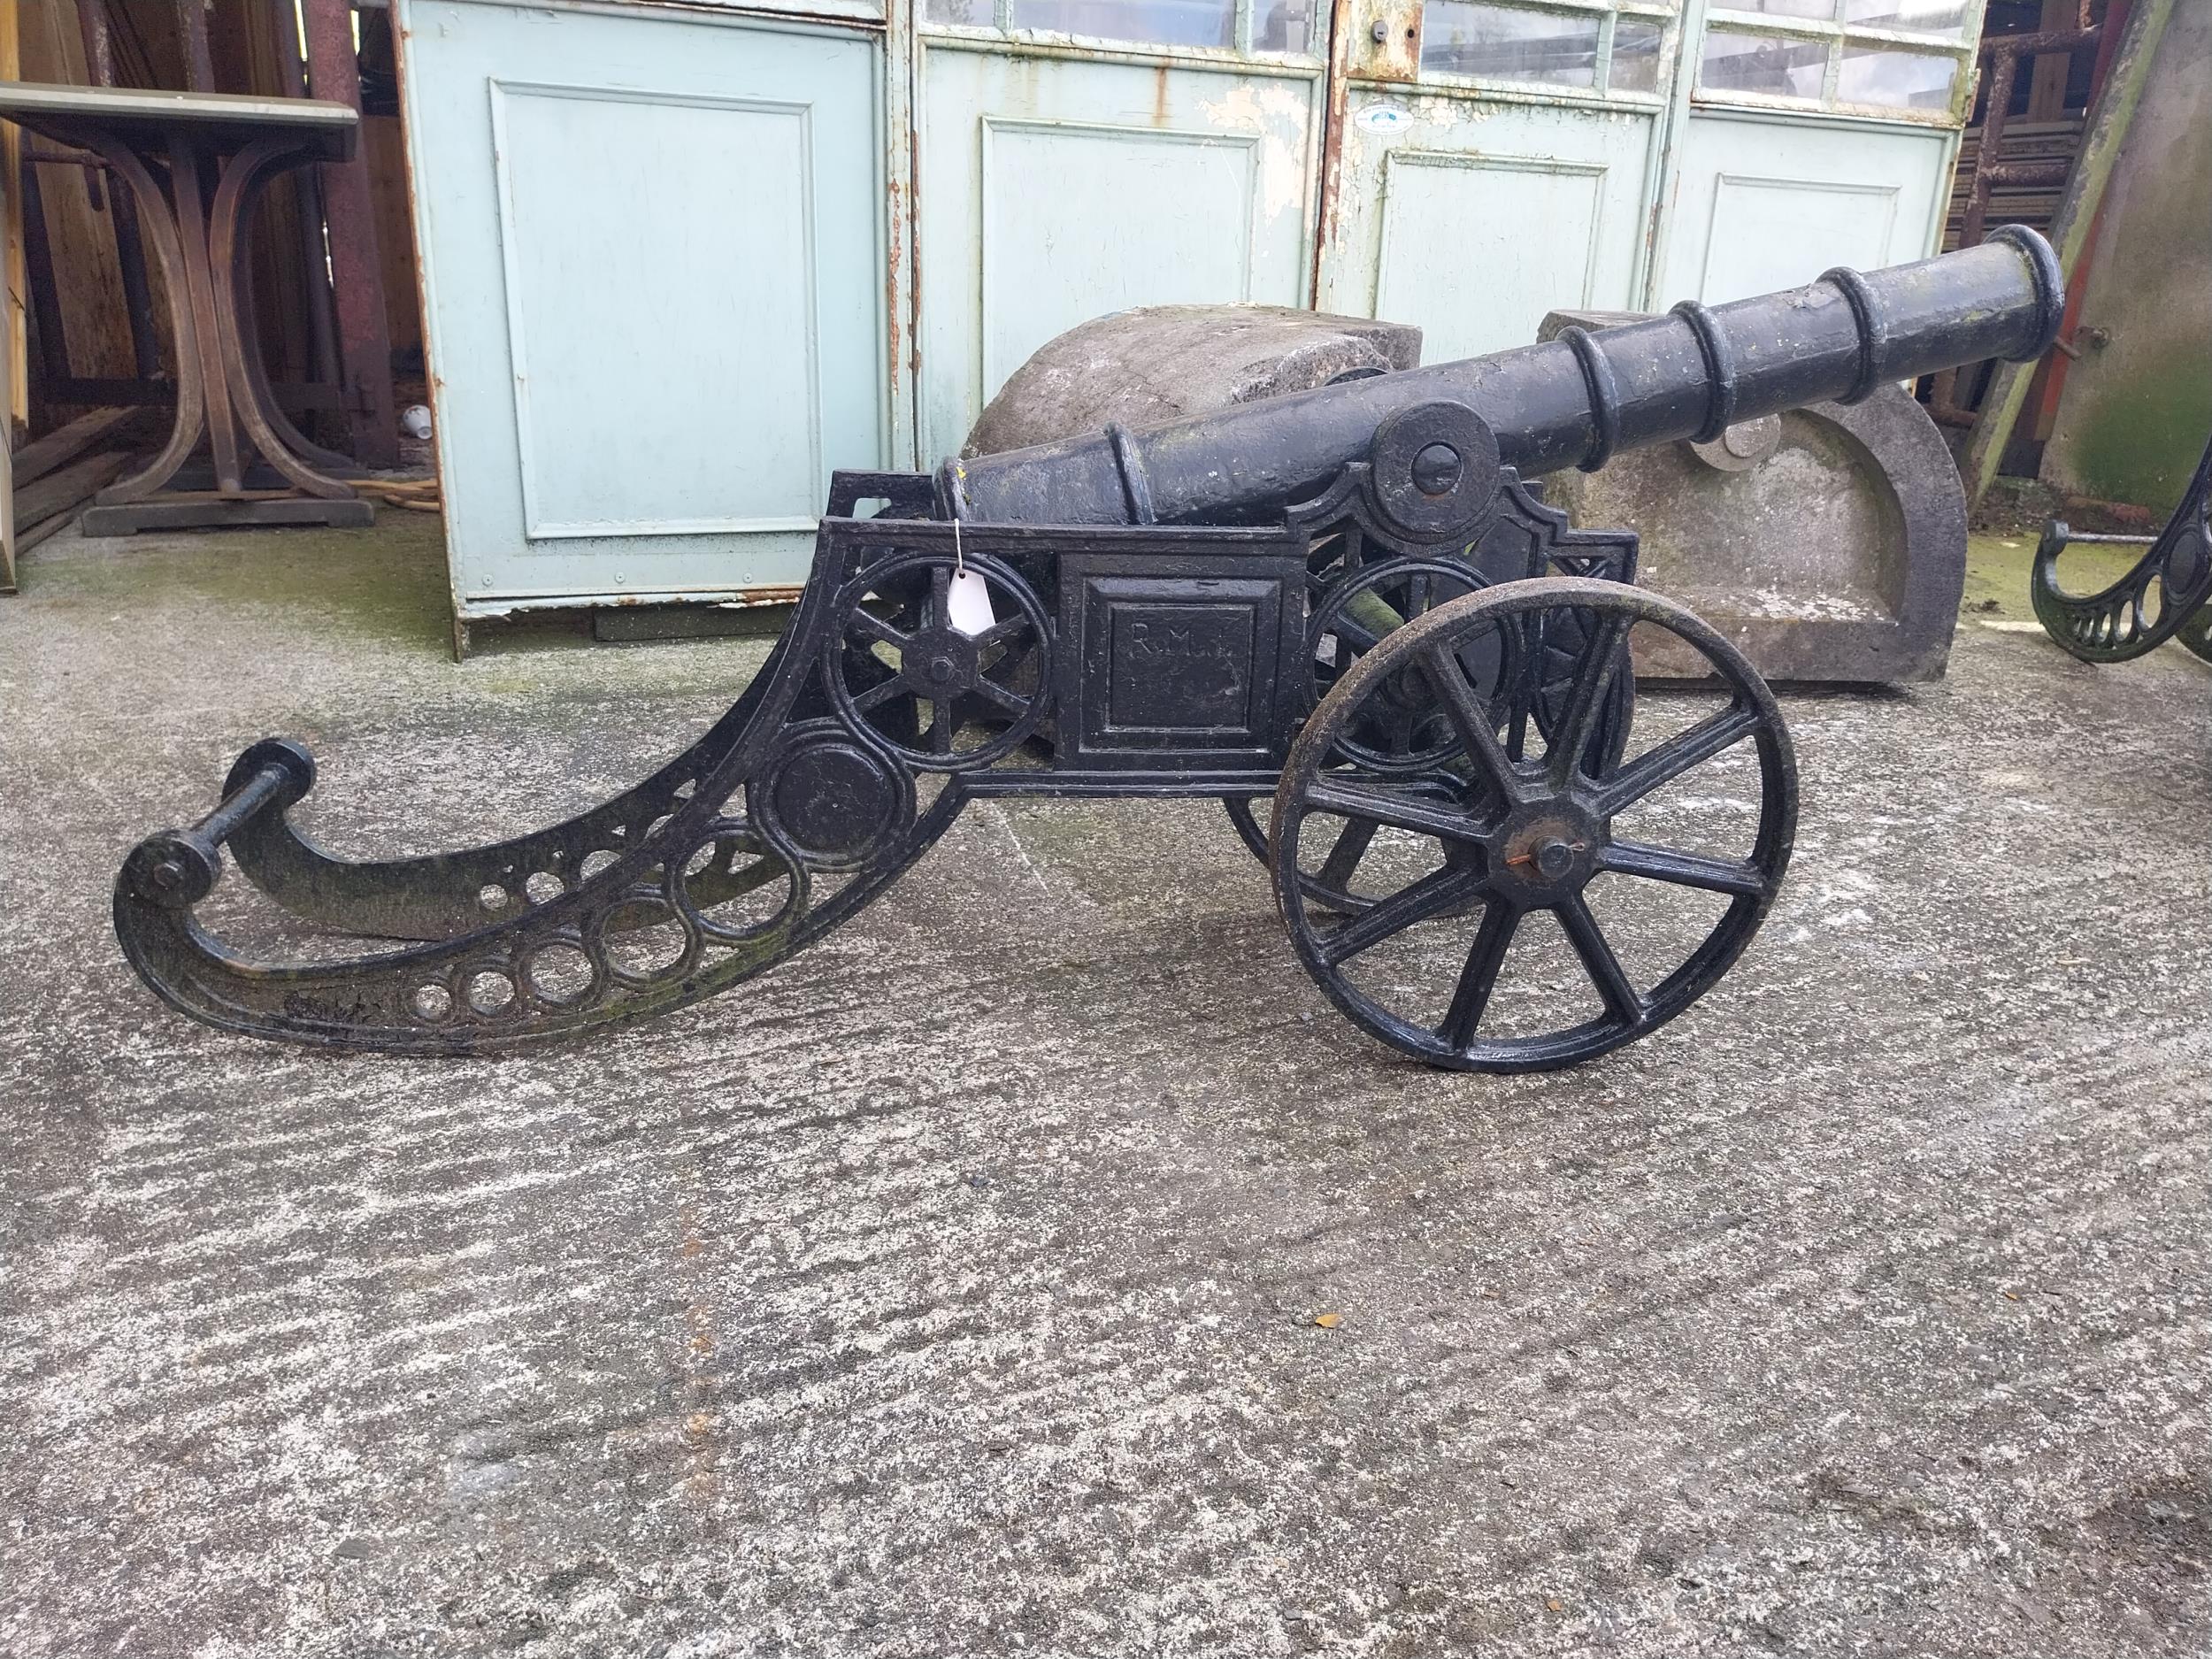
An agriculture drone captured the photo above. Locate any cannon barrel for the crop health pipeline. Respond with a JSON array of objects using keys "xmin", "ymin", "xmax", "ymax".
[{"xmin": 944, "ymin": 226, "xmax": 2064, "ymax": 527}]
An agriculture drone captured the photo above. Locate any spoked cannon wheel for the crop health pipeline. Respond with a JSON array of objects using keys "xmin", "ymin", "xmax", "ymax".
[
  {"xmin": 1225, "ymin": 557, "xmax": 1632, "ymax": 914},
  {"xmin": 1269, "ymin": 577, "xmax": 1795, "ymax": 1071}
]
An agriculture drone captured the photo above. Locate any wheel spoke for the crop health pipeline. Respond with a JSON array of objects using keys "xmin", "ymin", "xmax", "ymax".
[
  {"xmin": 1599, "ymin": 840, "xmax": 1767, "ymax": 896},
  {"xmin": 1316, "ymin": 817, "xmax": 1379, "ymax": 890},
  {"xmin": 1304, "ymin": 779, "xmax": 1490, "ymax": 844},
  {"xmin": 929, "ymin": 564, "xmax": 951, "ymax": 626},
  {"xmin": 1417, "ymin": 644, "xmax": 1525, "ymax": 808},
  {"xmin": 1438, "ymin": 900, "xmax": 1517, "ymax": 1048},
  {"xmin": 1506, "ymin": 701, "xmax": 1532, "ymax": 761},
  {"xmin": 1386, "ymin": 704, "xmax": 1417, "ymax": 757},
  {"xmin": 1331, "ymin": 613, "xmax": 1382, "ymax": 654},
  {"xmin": 848, "ymin": 608, "xmax": 910, "ymax": 649},
  {"xmin": 970, "ymin": 676, "xmax": 1029, "ymax": 717},
  {"xmin": 1317, "ymin": 864, "xmax": 1483, "ymax": 966},
  {"xmin": 1407, "ymin": 572, "xmax": 1432, "ymax": 618},
  {"xmin": 1596, "ymin": 703, "xmax": 1760, "ymax": 815},
  {"xmin": 850, "ymin": 676, "xmax": 908, "ymax": 713},
  {"xmin": 972, "ymin": 614, "xmax": 1031, "ymax": 651},
  {"xmin": 1555, "ymin": 892, "xmax": 1643, "ymax": 1024},
  {"xmin": 1547, "ymin": 611, "xmax": 1632, "ymax": 785},
  {"xmin": 1501, "ymin": 616, "xmax": 1540, "ymax": 761},
  {"xmin": 927, "ymin": 696, "xmax": 954, "ymax": 754}
]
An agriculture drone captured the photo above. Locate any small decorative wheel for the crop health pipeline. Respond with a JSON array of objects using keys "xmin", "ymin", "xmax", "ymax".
[
  {"xmin": 826, "ymin": 547, "xmax": 1052, "ymax": 771},
  {"xmin": 1271, "ymin": 576, "xmax": 1795, "ymax": 1071},
  {"xmin": 1310, "ymin": 556, "xmax": 1495, "ymax": 773}
]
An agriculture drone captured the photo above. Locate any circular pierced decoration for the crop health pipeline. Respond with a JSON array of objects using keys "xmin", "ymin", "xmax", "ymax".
[
  {"xmin": 826, "ymin": 548, "xmax": 1053, "ymax": 771},
  {"xmin": 1308, "ymin": 556, "xmax": 1502, "ymax": 775},
  {"xmin": 1272, "ymin": 577, "xmax": 1796, "ymax": 1072},
  {"xmin": 1368, "ymin": 400, "xmax": 1502, "ymax": 545},
  {"xmin": 667, "ymin": 817, "xmax": 807, "ymax": 947},
  {"xmin": 751, "ymin": 722, "xmax": 914, "ymax": 872}
]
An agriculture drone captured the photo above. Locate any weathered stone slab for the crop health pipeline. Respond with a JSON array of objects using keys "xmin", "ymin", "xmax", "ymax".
[
  {"xmin": 964, "ymin": 305, "xmax": 1421, "ymax": 457},
  {"xmin": 1540, "ymin": 307, "xmax": 1968, "ymax": 684}
]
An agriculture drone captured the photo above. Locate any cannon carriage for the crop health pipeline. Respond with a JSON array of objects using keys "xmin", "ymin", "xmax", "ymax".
[{"xmin": 115, "ymin": 230, "xmax": 2066, "ymax": 1070}]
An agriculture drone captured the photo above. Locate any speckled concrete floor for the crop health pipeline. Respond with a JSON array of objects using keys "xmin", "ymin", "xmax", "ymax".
[{"xmin": 2, "ymin": 518, "xmax": 2208, "ymax": 1659}]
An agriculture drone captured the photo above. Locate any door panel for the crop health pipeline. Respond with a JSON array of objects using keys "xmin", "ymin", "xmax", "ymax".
[
  {"xmin": 1655, "ymin": 111, "xmax": 1950, "ymax": 302},
  {"xmin": 490, "ymin": 84, "xmax": 825, "ymax": 538},
  {"xmin": 917, "ymin": 42, "xmax": 1319, "ymax": 458},
  {"xmin": 399, "ymin": 0, "xmax": 887, "ymax": 608},
  {"xmin": 979, "ymin": 119, "xmax": 1262, "ymax": 392},
  {"xmin": 1316, "ymin": 0, "xmax": 1678, "ymax": 364},
  {"xmin": 1334, "ymin": 97, "xmax": 1657, "ymax": 362}
]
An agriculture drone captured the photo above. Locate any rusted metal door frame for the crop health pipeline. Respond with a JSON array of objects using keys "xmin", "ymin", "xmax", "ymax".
[{"xmin": 886, "ymin": 0, "xmax": 919, "ymax": 468}]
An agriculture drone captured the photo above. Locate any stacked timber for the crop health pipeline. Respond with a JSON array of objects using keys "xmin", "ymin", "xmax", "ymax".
[{"xmin": 1943, "ymin": 117, "xmax": 2085, "ymax": 249}]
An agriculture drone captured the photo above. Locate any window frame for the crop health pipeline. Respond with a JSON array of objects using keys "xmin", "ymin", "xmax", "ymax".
[
  {"xmin": 917, "ymin": 0, "xmax": 1331, "ymax": 64},
  {"xmin": 1694, "ymin": 0, "xmax": 1983, "ymax": 125},
  {"xmin": 1406, "ymin": 0, "xmax": 1685, "ymax": 106}
]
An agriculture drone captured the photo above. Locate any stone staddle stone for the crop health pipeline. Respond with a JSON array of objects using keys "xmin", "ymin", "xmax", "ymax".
[
  {"xmin": 1539, "ymin": 306, "xmax": 1968, "ymax": 685},
  {"xmin": 963, "ymin": 305, "xmax": 1422, "ymax": 458}
]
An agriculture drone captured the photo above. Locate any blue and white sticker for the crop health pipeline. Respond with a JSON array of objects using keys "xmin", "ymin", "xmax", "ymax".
[{"xmin": 1355, "ymin": 105, "xmax": 1413, "ymax": 134}]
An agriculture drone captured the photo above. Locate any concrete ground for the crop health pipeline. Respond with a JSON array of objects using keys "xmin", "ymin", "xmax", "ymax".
[{"xmin": 2, "ymin": 514, "xmax": 2208, "ymax": 1659}]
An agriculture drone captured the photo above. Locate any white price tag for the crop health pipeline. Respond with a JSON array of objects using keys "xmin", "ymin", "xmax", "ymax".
[{"xmin": 948, "ymin": 567, "xmax": 995, "ymax": 637}]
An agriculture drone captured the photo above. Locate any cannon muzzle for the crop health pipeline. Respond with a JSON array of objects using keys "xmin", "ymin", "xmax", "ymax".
[{"xmin": 946, "ymin": 226, "xmax": 2064, "ymax": 528}]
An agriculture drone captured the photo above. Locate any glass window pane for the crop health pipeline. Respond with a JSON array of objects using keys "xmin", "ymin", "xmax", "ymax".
[
  {"xmin": 1836, "ymin": 43, "xmax": 1958, "ymax": 107},
  {"xmin": 1421, "ymin": 1, "xmax": 1601, "ymax": 87},
  {"xmin": 1714, "ymin": 0, "xmax": 1835, "ymax": 18},
  {"xmin": 1006, "ymin": 0, "xmax": 1236, "ymax": 49},
  {"xmin": 1255, "ymin": 0, "xmax": 1320, "ymax": 51},
  {"xmin": 1840, "ymin": 0, "xmax": 1970, "ymax": 35},
  {"xmin": 1609, "ymin": 16, "xmax": 1665, "ymax": 92},
  {"xmin": 926, "ymin": 0, "xmax": 989, "ymax": 21},
  {"xmin": 1700, "ymin": 27, "xmax": 1826, "ymax": 98}
]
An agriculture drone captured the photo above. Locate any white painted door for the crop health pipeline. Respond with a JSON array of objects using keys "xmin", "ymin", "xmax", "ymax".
[
  {"xmin": 398, "ymin": 0, "xmax": 893, "ymax": 612},
  {"xmin": 1316, "ymin": 0, "xmax": 1985, "ymax": 360},
  {"xmin": 1654, "ymin": 108, "xmax": 1953, "ymax": 300},
  {"xmin": 1317, "ymin": 0, "xmax": 1682, "ymax": 361},
  {"xmin": 913, "ymin": 1, "xmax": 1326, "ymax": 459},
  {"xmin": 1656, "ymin": 1, "xmax": 1983, "ymax": 301}
]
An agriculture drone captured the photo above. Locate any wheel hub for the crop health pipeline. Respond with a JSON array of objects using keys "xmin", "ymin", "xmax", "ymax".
[
  {"xmin": 906, "ymin": 626, "xmax": 977, "ymax": 692},
  {"xmin": 1492, "ymin": 800, "xmax": 1603, "ymax": 897}
]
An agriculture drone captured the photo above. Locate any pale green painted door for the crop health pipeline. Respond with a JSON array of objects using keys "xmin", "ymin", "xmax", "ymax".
[
  {"xmin": 1660, "ymin": 4, "xmax": 1983, "ymax": 301},
  {"xmin": 913, "ymin": 4, "xmax": 1326, "ymax": 459},
  {"xmin": 1654, "ymin": 108, "xmax": 1953, "ymax": 301},
  {"xmin": 1317, "ymin": 0, "xmax": 1984, "ymax": 355},
  {"xmin": 397, "ymin": 0, "xmax": 890, "ymax": 613},
  {"xmin": 1317, "ymin": 0, "xmax": 1681, "ymax": 361}
]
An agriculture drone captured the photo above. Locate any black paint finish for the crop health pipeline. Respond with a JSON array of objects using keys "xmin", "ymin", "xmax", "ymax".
[{"xmin": 111, "ymin": 235, "xmax": 2074, "ymax": 1070}]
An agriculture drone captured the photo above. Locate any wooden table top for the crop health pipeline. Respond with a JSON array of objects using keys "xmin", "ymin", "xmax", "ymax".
[{"xmin": 0, "ymin": 81, "xmax": 357, "ymax": 161}]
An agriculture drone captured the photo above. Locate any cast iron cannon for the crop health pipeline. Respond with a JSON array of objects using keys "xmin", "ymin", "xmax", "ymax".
[{"xmin": 115, "ymin": 229, "xmax": 2065, "ymax": 1070}]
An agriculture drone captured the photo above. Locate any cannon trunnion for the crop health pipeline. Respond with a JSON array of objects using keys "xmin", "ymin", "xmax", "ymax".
[{"xmin": 114, "ymin": 232, "xmax": 2064, "ymax": 1071}]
